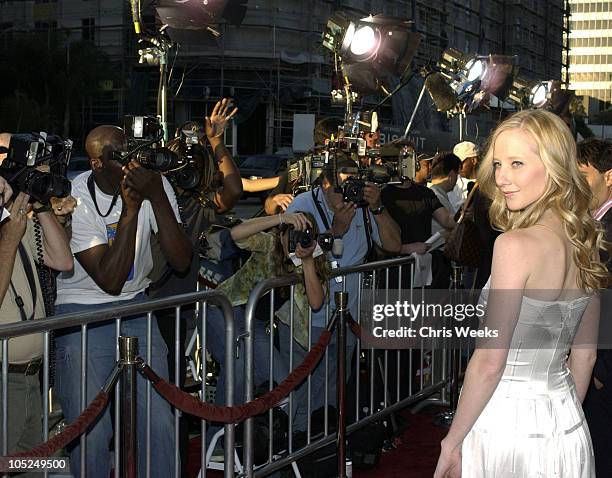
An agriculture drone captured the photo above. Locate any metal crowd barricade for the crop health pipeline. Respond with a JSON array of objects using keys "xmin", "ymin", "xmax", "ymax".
[
  {"xmin": 0, "ymin": 290, "xmax": 235, "ymax": 478},
  {"xmin": 242, "ymin": 255, "xmax": 472, "ymax": 477}
]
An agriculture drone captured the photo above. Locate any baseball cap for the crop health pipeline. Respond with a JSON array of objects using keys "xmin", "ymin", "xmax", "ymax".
[
  {"xmin": 453, "ymin": 141, "xmax": 479, "ymax": 162},
  {"xmin": 417, "ymin": 153, "xmax": 436, "ymax": 162}
]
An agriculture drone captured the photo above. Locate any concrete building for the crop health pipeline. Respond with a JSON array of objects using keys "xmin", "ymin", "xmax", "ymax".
[
  {"xmin": 0, "ymin": 0, "xmax": 567, "ymax": 153},
  {"xmin": 567, "ymin": 0, "xmax": 612, "ymax": 106}
]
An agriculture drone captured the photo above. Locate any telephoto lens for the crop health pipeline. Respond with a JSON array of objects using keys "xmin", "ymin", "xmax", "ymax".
[{"xmin": 135, "ymin": 148, "xmax": 182, "ymax": 171}]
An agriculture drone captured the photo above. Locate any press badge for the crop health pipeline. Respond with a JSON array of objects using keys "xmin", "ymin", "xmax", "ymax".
[{"xmin": 331, "ymin": 260, "xmax": 343, "ymax": 283}]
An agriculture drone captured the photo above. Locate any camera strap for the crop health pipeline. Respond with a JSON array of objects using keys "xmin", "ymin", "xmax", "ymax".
[
  {"xmin": 87, "ymin": 173, "xmax": 120, "ymax": 218},
  {"xmin": 362, "ymin": 208, "xmax": 374, "ymax": 257},
  {"xmin": 311, "ymin": 189, "xmax": 331, "ymax": 231},
  {"xmin": 9, "ymin": 243, "xmax": 37, "ymax": 321}
]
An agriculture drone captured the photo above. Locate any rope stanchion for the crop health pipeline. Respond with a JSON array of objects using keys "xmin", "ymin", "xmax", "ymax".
[
  {"xmin": 1, "ymin": 390, "xmax": 109, "ymax": 459},
  {"xmin": 0, "ymin": 359, "xmax": 122, "ymax": 460},
  {"xmin": 138, "ymin": 329, "xmax": 334, "ymax": 423}
]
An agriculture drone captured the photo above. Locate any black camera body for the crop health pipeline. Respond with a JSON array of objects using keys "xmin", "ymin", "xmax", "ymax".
[
  {"xmin": 287, "ymin": 226, "xmax": 333, "ymax": 254},
  {"xmin": 288, "ymin": 153, "xmax": 329, "ymax": 195},
  {"xmin": 340, "ymin": 164, "xmax": 397, "ymax": 207},
  {"xmin": 170, "ymin": 127, "xmax": 204, "ymax": 191},
  {"xmin": 116, "ymin": 115, "xmax": 183, "ymax": 173},
  {"xmin": 341, "ymin": 177, "xmax": 368, "ymax": 207},
  {"xmin": 0, "ymin": 133, "xmax": 72, "ymax": 204}
]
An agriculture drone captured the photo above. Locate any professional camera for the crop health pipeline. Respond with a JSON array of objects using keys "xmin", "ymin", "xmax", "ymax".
[
  {"xmin": 287, "ymin": 152, "xmax": 329, "ymax": 195},
  {"xmin": 287, "ymin": 225, "xmax": 333, "ymax": 253},
  {"xmin": 169, "ymin": 126, "xmax": 204, "ymax": 191},
  {"xmin": 340, "ymin": 162, "xmax": 399, "ymax": 207},
  {"xmin": 0, "ymin": 133, "xmax": 72, "ymax": 204},
  {"xmin": 113, "ymin": 115, "xmax": 183, "ymax": 172}
]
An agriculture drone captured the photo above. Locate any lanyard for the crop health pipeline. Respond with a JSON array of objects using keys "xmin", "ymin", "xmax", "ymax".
[
  {"xmin": 311, "ymin": 188, "xmax": 332, "ymax": 231},
  {"xmin": 10, "ymin": 243, "xmax": 37, "ymax": 321},
  {"xmin": 87, "ymin": 173, "xmax": 120, "ymax": 218}
]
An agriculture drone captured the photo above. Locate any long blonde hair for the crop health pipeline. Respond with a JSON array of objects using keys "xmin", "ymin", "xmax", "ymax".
[{"xmin": 478, "ymin": 109, "xmax": 609, "ymax": 292}]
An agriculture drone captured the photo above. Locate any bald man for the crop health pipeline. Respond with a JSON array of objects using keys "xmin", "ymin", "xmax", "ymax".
[{"xmin": 54, "ymin": 125, "xmax": 191, "ymax": 478}]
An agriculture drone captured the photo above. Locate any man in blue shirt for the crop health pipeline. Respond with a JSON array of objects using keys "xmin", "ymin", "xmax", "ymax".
[{"xmin": 281, "ymin": 156, "xmax": 401, "ymax": 431}]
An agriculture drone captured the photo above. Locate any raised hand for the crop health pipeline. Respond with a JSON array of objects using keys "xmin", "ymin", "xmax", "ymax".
[{"xmin": 205, "ymin": 98, "xmax": 238, "ymax": 139}]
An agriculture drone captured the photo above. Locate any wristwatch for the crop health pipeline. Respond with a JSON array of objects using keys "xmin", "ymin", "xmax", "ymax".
[{"xmin": 370, "ymin": 205, "xmax": 385, "ymax": 215}]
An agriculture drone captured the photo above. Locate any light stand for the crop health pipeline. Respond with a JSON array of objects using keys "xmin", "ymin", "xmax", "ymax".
[
  {"xmin": 138, "ymin": 33, "xmax": 173, "ymax": 144},
  {"xmin": 159, "ymin": 47, "xmax": 169, "ymax": 143},
  {"xmin": 458, "ymin": 108, "xmax": 466, "ymax": 141},
  {"xmin": 402, "ymin": 79, "xmax": 429, "ymax": 139}
]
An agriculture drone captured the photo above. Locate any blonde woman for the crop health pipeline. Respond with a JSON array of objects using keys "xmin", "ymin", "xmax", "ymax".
[{"xmin": 434, "ymin": 109, "xmax": 609, "ymax": 478}]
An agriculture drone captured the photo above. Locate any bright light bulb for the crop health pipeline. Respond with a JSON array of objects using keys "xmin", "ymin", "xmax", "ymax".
[
  {"xmin": 465, "ymin": 59, "xmax": 485, "ymax": 82},
  {"xmin": 350, "ymin": 25, "xmax": 377, "ymax": 56},
  {"xmin": 530, "ymin": 82, "xmax": 549, "ymax": 107}
]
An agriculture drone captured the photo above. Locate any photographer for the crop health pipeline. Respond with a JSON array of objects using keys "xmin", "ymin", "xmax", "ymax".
[
  {"xmin": 264, "ymin": 117, "xmax": 345, "ymax": 215},
  {"xmin": 204, "ymin": 212, "xmax": 329, "ymax": 430},
  {"xmin": 147, "ymin": 99, "xmax": 241, "ymax": 472},
  {"xmin": 149, "ymin": 98, "xmax": 242, "ymax": 375},
  {"xmin": 0, "ymin": 135, "xmax": 73, "ymax": 457},
  {"xmin": 284, "ymin": 156, "xmax": 401, "ymax": 430},
  {"xmin": 54, "ymin": 125, "xmax": 191, "ymax": 478}
]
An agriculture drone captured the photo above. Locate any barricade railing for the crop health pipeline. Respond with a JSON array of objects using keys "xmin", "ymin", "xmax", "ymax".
[
  {"xmin": 0, "ymin": 258, "xmax": 474, "ymax": 478},
  {"xmin": 0, "ymin": 290, "xmax": 235, "ymax": 478},
  {"xmin": 242, "ymin": 255, "xmax": 472, "ymax": 477}
]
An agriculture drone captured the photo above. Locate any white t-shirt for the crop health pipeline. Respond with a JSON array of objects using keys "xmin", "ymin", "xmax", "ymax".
[
  {"xmin": 430, "ymin": 184, "xmax": 453, "ymax": 237},
  {"xmin": 56, "ymin": 171, "xmax": 181, "ymax": 305},
  {"xmin": 447, "ymin": 175, "xmax": 470, "ymax": 213}
]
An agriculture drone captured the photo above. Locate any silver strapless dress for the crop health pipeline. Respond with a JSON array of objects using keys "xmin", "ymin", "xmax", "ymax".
[{"xmin": 462, "ymin": 281, "xmax": 596, "ymax": 477}]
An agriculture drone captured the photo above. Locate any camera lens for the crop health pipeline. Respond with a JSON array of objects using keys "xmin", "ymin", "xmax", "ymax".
[
  {"xmin": 136, "ymin": 148, "xmax": 181, "ymax": 171},
  {"xmin": 22, "ymin": 170, "xmax": 71, "ymax": 204},
  {"xmin": 172, "ymin": 163, "xmax": 201, "ymax": 190}
]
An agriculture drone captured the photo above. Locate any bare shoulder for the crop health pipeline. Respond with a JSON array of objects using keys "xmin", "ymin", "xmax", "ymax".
[
  {"xmin": 491, "ymin": 230, "xmax": 540, "ymax": 288},
  {"xmin": 493, "ymin": 229, "xmax": 540, "ymax": 255}
]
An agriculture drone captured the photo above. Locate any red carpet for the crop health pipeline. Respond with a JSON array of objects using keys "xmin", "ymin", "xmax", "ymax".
[
  {"xmin": 186, "ymin": 407, "xmax": 448, "ymax": 478},
  {"xmin": 355, "ymin": 408, "xmax": 448, "ymax": 478}
]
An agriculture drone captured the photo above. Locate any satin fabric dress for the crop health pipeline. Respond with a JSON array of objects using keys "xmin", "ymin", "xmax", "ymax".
[{"xmin": 462, "ymin": 281, "xmax": 596, "ymax": 477}]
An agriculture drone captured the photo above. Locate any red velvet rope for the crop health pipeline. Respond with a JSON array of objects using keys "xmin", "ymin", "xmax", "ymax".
[
  {"xmin": 140, "ymin": 329, "xmax": 333, "ymax": 423},
  {"xmin": 1, "ymin": 390, "xmax": 109, "ymax": 459}
]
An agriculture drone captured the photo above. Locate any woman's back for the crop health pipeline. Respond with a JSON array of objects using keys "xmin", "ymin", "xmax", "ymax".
[{"xmin": 511, "ymin": 218, "xmax": 584, "ymax": 301}]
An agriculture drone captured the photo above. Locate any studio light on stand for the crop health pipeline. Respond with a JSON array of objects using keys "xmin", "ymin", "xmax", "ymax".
[
  {"xmin": 508, "ymin": 79, "xmax": 575, "ymax": 117},
  {"xmin": 425, "ymin": 48, "xmax": 517, "ymax": 139},
  {"xmin": 322, "ymin": 12, "xmax": 420, "ymax": 125}
]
